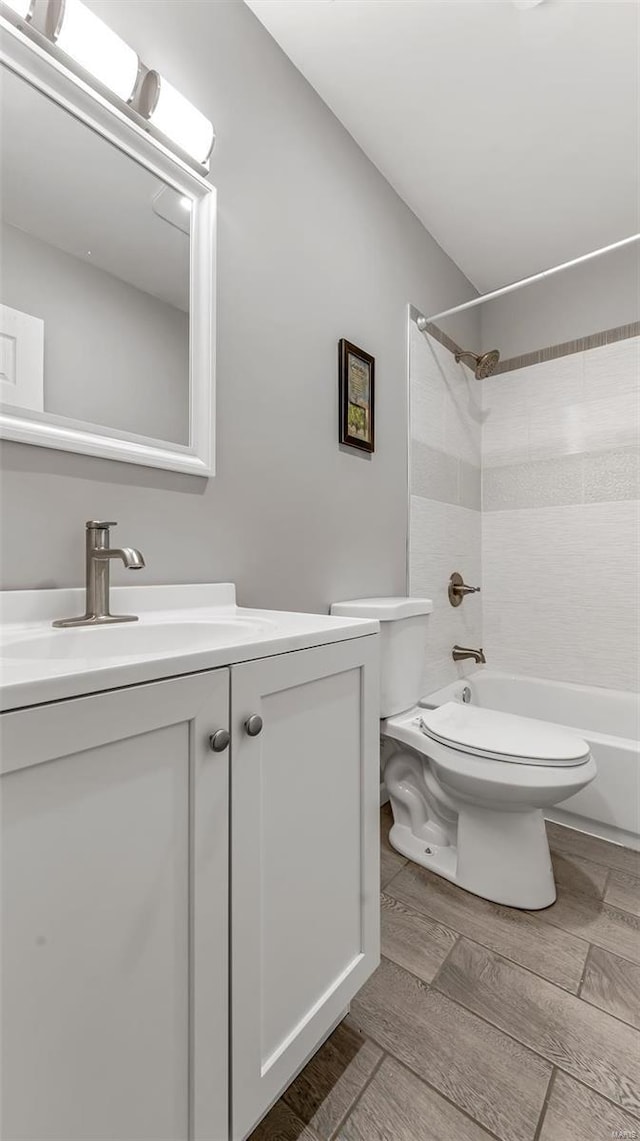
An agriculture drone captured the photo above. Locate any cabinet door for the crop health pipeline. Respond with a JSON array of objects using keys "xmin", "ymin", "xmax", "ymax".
[
  {"xmin": 231, "ymin": 636, "xmax": 380, "ymax": 1140},
  {"xmin": 1, "ymin": 670, "xmax": 229, "ymax": 1141}
]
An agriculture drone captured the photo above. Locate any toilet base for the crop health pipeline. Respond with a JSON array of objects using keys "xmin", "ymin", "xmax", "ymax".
[{"xmin": 389, "ymin": 804, "xmax": 556, "ymax": 910}]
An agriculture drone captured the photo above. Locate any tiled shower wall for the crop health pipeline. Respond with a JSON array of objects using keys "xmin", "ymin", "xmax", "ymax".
[
  {"xmin": 408, "ymin": 321, "xmax": 482, "ymax": 692},
  {"xmin": 482, "ymin": 337, "xmax": 640, "ymax": 691},
  {"xmin": 410, "ymin": 328, "xmax": 639, "ymax": 692}
]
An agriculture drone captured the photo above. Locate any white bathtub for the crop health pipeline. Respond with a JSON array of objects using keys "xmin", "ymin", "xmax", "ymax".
[{"xmin": 422, "ymin": 670, "xmax": 640, "ymax": 851}]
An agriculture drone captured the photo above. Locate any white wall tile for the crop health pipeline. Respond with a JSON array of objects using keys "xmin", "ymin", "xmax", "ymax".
[
  {"xmin": 409, "ymin": 327, "xmax": 484, "ymax": 690},
  {"xmin": 410, "ymin": 327, "xmax": 481, "ymax": 464},
  {"xmin": 482, "ymin": 372, "xmax": 529, "ymax": 422},
  {"xmin": 484, "ymin": 337, "xmax": 639, "ymax": 467},
  {"xmin": 410, "ymin": 495, "xmax": 482, "ymax": 690},
  {"xmin": 410, "ymin": 373, "xmax": 446, "ymax": 451},
  {"xmin": 520, "ymin": 353, "xmax": 584, "ymax": 411},
  {"xmin": 526, "ymin": 401, "xmax": 590, "ymax": 459},
  {"xmin": 482, "ymin": 502, "xmax": 640, "ymax": 690},
  {"xmin": 409, "ymin": 325, "xmax": 447, "ymax": 451},
  {"xmin": 583, "ymin": 338, "xmax": 640, "ymax": 401},
  {"xmin": 459, "ymin": 460, "xmax": 481, "ymax": 510},
  {"xmin": 444, "ymin": 379, "xmax": 482, "ymax": 464},
  {"xmin": 411, "ymin": 440, "xmax": 458, "ymax": 504},
  {"xmin": 529, "ymin": 393, "xmax": 638, "ymax": 460},
  {"xmin": 411, "ymin": 328, "xmax": 639, "ymax": 695},
  {"xmin": 482, "ymin": 408, "xmax": 529, "ymax": 467}
]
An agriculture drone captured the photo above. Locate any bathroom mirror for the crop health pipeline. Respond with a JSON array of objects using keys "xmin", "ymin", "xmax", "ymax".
[{"xmin": 0, "ymin": 24, "xmax": 216, "ymax": 476}]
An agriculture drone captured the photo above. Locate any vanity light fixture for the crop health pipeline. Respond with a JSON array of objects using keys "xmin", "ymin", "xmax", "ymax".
[
  {"xmin": 46, "ymin": 0, "xmax": 140, "ymax": 101},
  {"xmin": 3, "ymin": 0, "xmax": 34, "ymax": 19},
  {"xmin": 3, "ymin": 0, "xmax": 216, "ymax": 170},
  {"xmin": 139, "ymin": 70, "xmax": 215, "ymax": 166}
]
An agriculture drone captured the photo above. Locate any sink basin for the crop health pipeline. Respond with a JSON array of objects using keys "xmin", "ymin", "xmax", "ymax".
[{"xmin": 1, "ymin": 618, "xmax": 270, "ymax": 663}]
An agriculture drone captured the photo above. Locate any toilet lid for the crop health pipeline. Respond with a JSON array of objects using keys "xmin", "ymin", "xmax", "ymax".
[{"xmin": 418, "ymin": 702, "xmax": 590, "ymax": 765}]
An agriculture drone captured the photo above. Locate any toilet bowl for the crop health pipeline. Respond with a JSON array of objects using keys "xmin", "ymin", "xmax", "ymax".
[
  {"xmin": 331, "ymin": 596, "xmax": 597, "ymax": 910},
  {"xmin": 384, "ymin": 702, "xmax": 595, "ymax": 909}
]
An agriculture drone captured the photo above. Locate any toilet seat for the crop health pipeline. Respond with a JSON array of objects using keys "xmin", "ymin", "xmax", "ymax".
[
  {"xmin": 383, "ymin": 704, "xmax": 596, "ymax": 810},
  {"xmin": 417, "ymin": 701, "xmax": 590, "ymax": 767}
]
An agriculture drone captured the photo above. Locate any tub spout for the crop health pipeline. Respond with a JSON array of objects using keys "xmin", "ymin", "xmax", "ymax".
[{"xmin": 452, "ymin": 645, "xmax": 486, "ymax": 664}]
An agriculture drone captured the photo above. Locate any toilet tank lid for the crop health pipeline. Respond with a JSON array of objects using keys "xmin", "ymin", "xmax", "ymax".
[{"xmin": 330, "ymin": 597, "xmax": 433, "ymax": 620}]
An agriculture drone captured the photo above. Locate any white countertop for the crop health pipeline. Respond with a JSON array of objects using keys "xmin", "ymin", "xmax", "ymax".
[{"xmin": 0, "ymin": 584, "xmax": 379, "ymax": 712}]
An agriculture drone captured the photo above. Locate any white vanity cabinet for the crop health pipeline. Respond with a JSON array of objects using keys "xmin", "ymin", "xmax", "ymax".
[
  {"xmin": 0, "ymin": 629, "xmax": 379, "ymax": 1141},
  {"xmin": 1, "ymin": 669, "xmax": 230, "ymax": 1141},
  {"xmin": 231, "ymin": 639, "xmax": 380, "ymax": 1140}
]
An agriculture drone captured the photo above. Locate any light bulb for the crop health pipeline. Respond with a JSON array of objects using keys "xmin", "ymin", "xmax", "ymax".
[
  {"xmin": 140, "ymin": 71, "xmax": 215, "ymax": 165},
  {"xmin": 51, "ymin": 0, "xmax": 140, "ymax": 101},
  {"xmin": 3, "ymin": 0, "xmax": 34, "ymax": 18}
]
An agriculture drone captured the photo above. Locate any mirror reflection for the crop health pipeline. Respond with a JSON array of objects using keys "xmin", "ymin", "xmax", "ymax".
[{"xmin": 0, "ymin": 66, "xmax": 191, "ymax": 447}]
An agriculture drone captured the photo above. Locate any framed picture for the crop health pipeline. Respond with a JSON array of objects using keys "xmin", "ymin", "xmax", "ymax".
[{"xmin": 338, "ymin": 339, "xmax": 375, "ymax": 453}]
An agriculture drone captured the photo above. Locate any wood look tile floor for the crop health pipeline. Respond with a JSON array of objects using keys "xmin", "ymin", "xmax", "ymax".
[{"xmin": 250, "ymin": 806, "xmax": 640, "ymax": 1141}]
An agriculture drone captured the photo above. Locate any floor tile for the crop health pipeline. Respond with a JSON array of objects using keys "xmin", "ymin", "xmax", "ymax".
[
  {"xmin": 249, "ymin": 1099, "xmax": 321, "ymax": 1141},
  {"xmin": 539, "ymin": 1071, "xmax": 640, "ymax": 1141},
  {"xmin": 380, "ymin": 804, "xmax": 395, "ymax": 853},
  {"xmin": 435, "ymin": 938, "xmax": 640, "ymax": 1115},
  {"xmin": 547, "ymin": 822, "xmax": 640, "ymax": 877},
  {"xmin": 605, "ymin": 870, "xmax": 640, "ymax": 918},
  {"xmin": 386, "ymin": 862, "xmax": 588, "ymax": 991},
  {"xmin": 381, "ymin": 847, "xmax": 407, "ymax": 888},
  {"xmin": 336, "ymin": 1055, "xmax": 495, "ymax": 1141},
  {"xmin": 551, "ymin": 850, "xmax": 609, "ymax": 899},
  {"xmin": 537, "ymin": 885, "xmax": 640, "ymax": 966},
  {"xmin": 581, "ymin": 946, "xmax": 640, "ymax": 1030},
  {"xmin": 381, "ymin": 892, "xmax": 457, "ymax": 983},
  {"xmin": 380, "ymin": 805, "xmax": 408, "ymax": 886},
  {"xmin": 281, "ymin": 1021, "xmax": 382, "ymax": 1140},
  {"xmin": 350, "ymin": 956, "xmax": 552, "ymax": 1141}
]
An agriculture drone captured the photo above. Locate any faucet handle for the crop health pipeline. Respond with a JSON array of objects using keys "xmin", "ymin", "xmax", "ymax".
[{"xmin": 86, "ymin": 520, "xmax": 118, "ymax": 529}]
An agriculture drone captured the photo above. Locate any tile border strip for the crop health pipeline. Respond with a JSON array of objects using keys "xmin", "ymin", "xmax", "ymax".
[
  {"xmin": 422, "ymin": 319, "xmax": 640, "ymax": 376},
  {"xmin": 494, "ymin": 321, "xmax": 640, "ymax": 375}
]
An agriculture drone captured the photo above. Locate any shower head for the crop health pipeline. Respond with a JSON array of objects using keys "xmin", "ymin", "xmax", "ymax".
[{"xmin": 454, "ymin": 347, "xmax": 500, "ymax": 379}]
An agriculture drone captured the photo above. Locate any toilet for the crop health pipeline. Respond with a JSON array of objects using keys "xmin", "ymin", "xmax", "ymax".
[{"xmin": 330, "ymin": 597, "xmax": 597, "ymax": 909}]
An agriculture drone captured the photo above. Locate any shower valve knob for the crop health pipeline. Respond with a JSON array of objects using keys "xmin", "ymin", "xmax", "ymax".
[{"xmin": 448, "ymin": 572, "xmax": 481, "ymax": 607}]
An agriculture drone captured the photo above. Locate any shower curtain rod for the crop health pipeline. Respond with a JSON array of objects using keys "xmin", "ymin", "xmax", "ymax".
[{"xmin": 425, "ymin": 233, "xmax": 640, "ymax": 323}]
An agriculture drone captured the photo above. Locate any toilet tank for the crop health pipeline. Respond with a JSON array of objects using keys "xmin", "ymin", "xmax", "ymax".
[{"xmin": 330, "ymin": 597, "xmax": 433, "ymax": 717}]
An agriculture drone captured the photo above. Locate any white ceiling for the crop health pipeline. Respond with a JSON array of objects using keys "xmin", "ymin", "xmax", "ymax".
[{"xmin": 246, "ymin": 0, "xmax": 640, "ymax": 292}]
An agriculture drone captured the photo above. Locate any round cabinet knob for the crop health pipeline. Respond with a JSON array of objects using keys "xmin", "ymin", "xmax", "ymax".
[
  {"xmin": 209, "ymin": 729, "xmax": 230, "ymax": 752},
  {"xmin": 244, "ymin": 714, "xmax": 263, "ymax": 737}
]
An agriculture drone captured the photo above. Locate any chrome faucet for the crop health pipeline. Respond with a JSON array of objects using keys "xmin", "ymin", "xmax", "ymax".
[
  {"xmin": 452, "ymin": 645, "xmax": 486, "ymax": 665},
  {"xmin": 53, "ymin": 521, "xmax": 145, "ymax": 628}
]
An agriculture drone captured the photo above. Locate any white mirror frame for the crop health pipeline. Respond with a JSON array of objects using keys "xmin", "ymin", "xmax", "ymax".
[{"xmin": 0, "ymin": 19, "xmax": 216, "ymax": 477}]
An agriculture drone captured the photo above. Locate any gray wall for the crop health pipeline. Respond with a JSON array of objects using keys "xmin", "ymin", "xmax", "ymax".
[
  {"xmin": 1, "ymin": 224, "xmax": 189, "ymax": 444},
  {"xmin": 480, "ymin": 241, "xmax": 639, "ymax": 359},
  {"xmin": 0, "ymin": 0, "xmax": 477, "ymax": 610}
]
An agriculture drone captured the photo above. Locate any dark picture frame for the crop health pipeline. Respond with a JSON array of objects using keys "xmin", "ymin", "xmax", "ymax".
[{"xmin": 338, "ymin": 339, "xmax": 375, "ymax": 453}]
